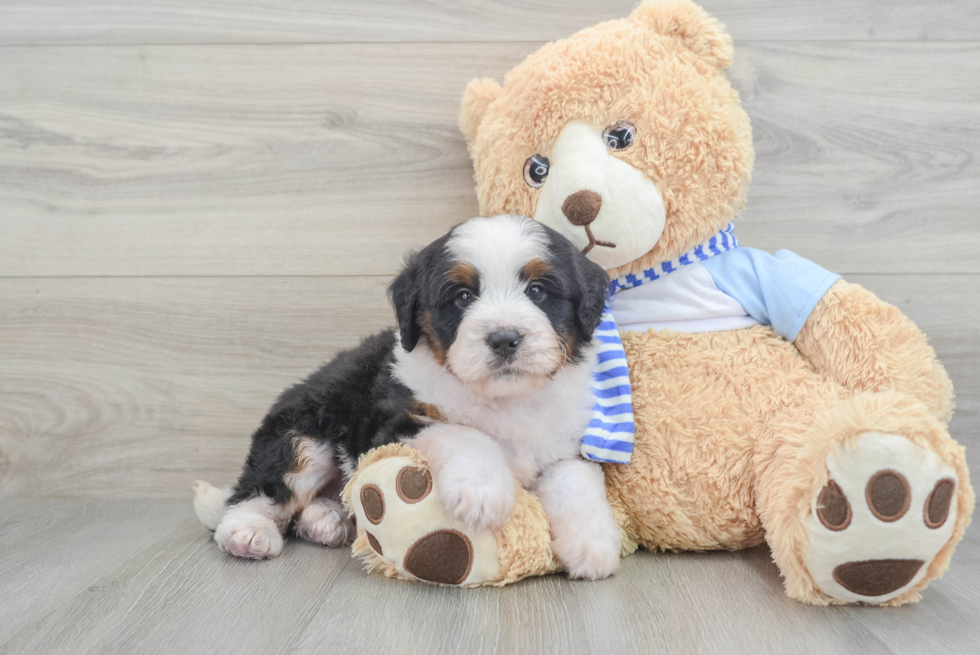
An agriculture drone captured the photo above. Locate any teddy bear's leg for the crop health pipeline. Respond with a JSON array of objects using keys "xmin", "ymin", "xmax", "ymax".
[
  {"xmin": 341, "ymin": 443, "xmax": 559, "ymax": 587},
  {"xmin": 795, "ymin": 280, "xmax": 954, "ymax": 422},
  {"xmin": 756, "ymin": 391, "xmax": 973, "ymax": 605}
]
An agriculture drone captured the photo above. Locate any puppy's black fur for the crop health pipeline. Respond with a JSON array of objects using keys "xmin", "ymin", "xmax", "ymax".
[
  {"xmin": 520, "ymin": 223, "xmax": 610, "ymax": 363},
  {"xmin": 226, "ymin": 218, "xmax": 610, "ymax": 513},
  {"xmin": 227, "ymin": 328, "xmax": 420, "ymax": 507}
]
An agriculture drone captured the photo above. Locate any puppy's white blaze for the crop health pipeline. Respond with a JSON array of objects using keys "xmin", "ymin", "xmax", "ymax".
[
  {"xmin": 447, "ymin": 215, "xmax": 549, "ymax": 290},
  {"xmin": 445, "ymin": 215, "xmax": 564, "ymax": 396}
]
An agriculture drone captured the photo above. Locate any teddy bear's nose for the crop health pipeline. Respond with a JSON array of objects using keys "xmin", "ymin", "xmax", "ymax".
[{"xmin": 561, "ymin": 190, "xmax": 602, "ymax": 226}]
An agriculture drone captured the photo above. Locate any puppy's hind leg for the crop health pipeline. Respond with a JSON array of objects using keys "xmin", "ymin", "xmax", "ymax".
[
  {"xmin": 214, "ymin": 435, "xmax": 339, "ymax": 559},
  {"xmin": 214, "ymin": 496, "xmax": 290, "ymax": 560},
  {"xmin": 295, "ymin": 497, "xmax": 355, "ymax": 547},
  {"xmin": 287, "ymin": 438, "xmax": 354, "ymax": 547}
]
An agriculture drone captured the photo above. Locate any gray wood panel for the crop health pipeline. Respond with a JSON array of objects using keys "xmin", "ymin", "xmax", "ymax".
[
  {"xmin": 1, "ymin": 0, "xmax": 978, "ymax": 651},
  {"xmin": 1, "ymin": 41, "xmax": 978, "ymax": 277},
  {"xmin": 0, "ymin": 499, "xmax": 977, "ymax": 654},
  {"xmin": 0, "ymin": 276, "xmax": 392, "ymax": 498},
  {"xmin": 1, "ymin": 274, "xmax": 977, "ymax": 499},
  {"xmin": 0, "ymin": 1, "xmax": 978, "ymax": 45}
]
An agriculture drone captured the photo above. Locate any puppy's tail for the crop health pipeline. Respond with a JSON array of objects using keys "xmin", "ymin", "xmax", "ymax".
[{"xmin": 193, "ymin": 480, "xmax": 233, "ymax": 531}]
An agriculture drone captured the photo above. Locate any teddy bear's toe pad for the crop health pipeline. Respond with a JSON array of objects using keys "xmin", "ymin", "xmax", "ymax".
[
  {"xmin": 805, "ymin": 433, "xmax": 958, "ymax": 603},
  {"xmin": 404, "ymin": 529, "xmax": 474, "ymax": 584},
  {"xmin": 350, "ymin": 456, "xmax": 499, "ymax": 586},
  {"xmin": 832, "ymin": 558, "xmax": 924, "ymax": 597}
]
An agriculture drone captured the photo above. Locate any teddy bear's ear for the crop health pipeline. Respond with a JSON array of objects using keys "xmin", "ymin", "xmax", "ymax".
[
  {"xmin": 629, "ymin": 0, "xmax": 734, "ymax": 69},
  {"xmin": 459, "ymin": 77, "xmax": 502, "ymax": 144}
]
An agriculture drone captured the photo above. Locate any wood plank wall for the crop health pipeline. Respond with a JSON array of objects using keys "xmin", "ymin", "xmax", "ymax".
[{"xmin": 1, "ymin": 1, "xmax": 978, "ymax": 498}]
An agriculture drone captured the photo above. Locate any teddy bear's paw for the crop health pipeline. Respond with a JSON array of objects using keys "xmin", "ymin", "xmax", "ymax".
[
  {"xmin": 349, "ymin": 456, "xmax": 500, "ymax": 585},
  {"xmin": 804, "ymin": 432, "xmax": 959, "ymax": 603},
  {"xmin": 294, "ymin": 497, "xmax": 355, "ymax": 547},
  {"xmin": 214, "ymin": 510, "xmax": 284, "ymax": 560}
]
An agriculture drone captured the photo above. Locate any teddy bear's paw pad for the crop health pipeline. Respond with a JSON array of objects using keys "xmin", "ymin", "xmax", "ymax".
[
  {"xmin": 404, "ymin": 529, "xmax": 474, "ymax": 584},
  {"xmin": 805, "ymin": 432, "xmax": 958, "ymax": 603},
  {"xmin": 350, "ymin": 456, "xmax": 499, "ymax": 585}
]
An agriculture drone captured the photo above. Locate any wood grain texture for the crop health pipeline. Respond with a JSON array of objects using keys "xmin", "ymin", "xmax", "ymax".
[
  {"xmin": 1, "ymin": 274, "xmax": 977, "ymax": 499},
  {"xmin": 0, "ymin": 276, "xmax": 392, "ymax": 498},
  {"xmin": 0, "ymin": 0, "xmax": 978, "ymax": 45},
  {"xmin": 1, "ymin": 0, "xmax": 978, "ymax": 650},
  {"xmin": 1, "ymin": 41, "xmax": 978, "ymax": 277},
  {"xmin": 0, "ymin": 499, "xmax": 977, "ymax": 654}
]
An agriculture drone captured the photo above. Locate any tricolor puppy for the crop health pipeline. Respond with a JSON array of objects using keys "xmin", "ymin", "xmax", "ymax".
[{"xmin": 194, "ymin": 215, "xmax": 622, "ymax": 579}]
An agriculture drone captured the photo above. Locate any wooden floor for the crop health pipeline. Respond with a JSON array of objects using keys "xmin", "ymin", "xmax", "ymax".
[
  {"xmin": 1, "ymin": 1, "xmax": 979, "ymax": 653},
  {"xmin": 1, "ymin": 499, "xmax": 978, "ymax": 655}
]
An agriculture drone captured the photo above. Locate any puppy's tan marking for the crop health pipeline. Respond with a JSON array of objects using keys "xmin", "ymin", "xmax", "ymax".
[
  {"xmin": 287, "ymin": 434, "xmax": 313, "ymax": 474},
  {"xmin": 284, "ymin": 435, "xmax": 336, "ymax": 511},
  {"xmin": 419, "ymin": 311, "xmax": 449, "ymax": 366},
  {"xmin": 521, "ymin": 258, "xmax": 552, "ymax": 281},
  {"xmin": 558, "ymin": 332, "xmax": 579, "ymax": 369},
  {"xmin": 448, "ymin": 262, "xmax": 479, "ymax": 288},
  {"xmin": 411, "ymin": 400, "xmax": 447, "ymax": 423}
]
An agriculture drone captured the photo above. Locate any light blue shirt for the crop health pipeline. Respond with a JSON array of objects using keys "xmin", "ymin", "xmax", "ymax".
[{"xmin": 700, "ymin": 248, "xmax": 841, "ymax": 342}]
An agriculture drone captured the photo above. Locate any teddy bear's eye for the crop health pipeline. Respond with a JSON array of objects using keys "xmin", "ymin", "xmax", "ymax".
[
  {"xmin": 602, "ymin": 121, "xmax": 636, "ymax": 151},
  {"xmin": 523, "ymin": 154, "xmax": 550, "ymax": 188}
]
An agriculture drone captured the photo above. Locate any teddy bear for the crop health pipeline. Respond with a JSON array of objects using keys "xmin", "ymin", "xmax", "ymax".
[{"xmin": 343, "ymin": 0, "xmax": 974, "ymax": 605}]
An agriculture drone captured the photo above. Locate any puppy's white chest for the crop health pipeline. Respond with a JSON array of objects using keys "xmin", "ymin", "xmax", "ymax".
[
  {"xmin": 467, "ymin": 401, "xmax": 586, "ymax": 484},
  {"xmin": 392, "ymin": 332, "xmax": 598, "ymax": 486}
]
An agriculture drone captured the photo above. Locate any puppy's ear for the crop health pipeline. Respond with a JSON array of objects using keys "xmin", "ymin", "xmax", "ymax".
[
  {"xmin": 574, "ymin": 257, "xmax": 611, "ymax": 338},
  {"xmin": 388, "ymin": 252, "xmax": 423, "ymax": 351}
]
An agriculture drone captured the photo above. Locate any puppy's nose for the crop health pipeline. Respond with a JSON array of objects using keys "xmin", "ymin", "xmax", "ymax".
[
  {"xmin": 561, "ymin": 190, "xmax": 602, "ymax": 226},
  {"xmin": 487, "ymin": 329, "xmax": 522, "ymax": 358}
]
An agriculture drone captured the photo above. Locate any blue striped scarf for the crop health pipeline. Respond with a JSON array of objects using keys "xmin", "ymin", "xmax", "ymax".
[{"xmin": 580, "ymin": 223, "xmax": 740, "ymax": 464}]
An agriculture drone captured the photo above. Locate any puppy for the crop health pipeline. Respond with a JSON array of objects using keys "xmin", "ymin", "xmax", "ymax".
[{"xmin": 194, "ymin": 214, "xmax": 622, "ymax": 579}]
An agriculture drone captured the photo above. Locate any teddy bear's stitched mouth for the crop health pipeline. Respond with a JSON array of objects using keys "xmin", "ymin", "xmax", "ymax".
[{"xmin": 581, "ymin": 224, "xmax": 616, "ymax": 255}]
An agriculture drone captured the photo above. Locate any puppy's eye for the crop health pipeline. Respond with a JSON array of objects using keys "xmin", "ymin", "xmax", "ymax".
[
  {"xmin": 455, "ymin": 289, "xmax": 475, "ymax": 309},
  {"xmin": 602, "ymin": 121, "xmax": 636, "ymax": 151},
  {"xmin": 526, "ymin": 283, "xmax": 546, "ymax": 302},
  {"xmin": 523, "ymin": 154, "xmax": 550, "ymax": 188}
]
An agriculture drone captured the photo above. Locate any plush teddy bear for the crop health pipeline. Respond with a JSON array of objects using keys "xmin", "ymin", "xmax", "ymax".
[{"xmin": 344, "ymin": 0, "xmax": 974, "ymax": 604}]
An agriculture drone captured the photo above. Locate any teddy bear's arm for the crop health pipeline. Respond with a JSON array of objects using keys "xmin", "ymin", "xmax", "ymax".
[{"xmin": 794, "ymin": 279, "xmax": 953, "ymax": 421}]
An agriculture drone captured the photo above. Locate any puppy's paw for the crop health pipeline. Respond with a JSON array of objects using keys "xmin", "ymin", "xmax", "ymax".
[
  {"xmin": 295, "ymin": 498, "xmax": 355, "ymax": 547},
  {"xmin": 551, "ymin": 515, "xmax": 621, "ymax": 580},
  {"xmin": 435, "ymin": 460, "xmax": 516, "ymax": 533},
  {"xmin": 214, "ymin": 513, "xmax": 283, "ymax": 560}
]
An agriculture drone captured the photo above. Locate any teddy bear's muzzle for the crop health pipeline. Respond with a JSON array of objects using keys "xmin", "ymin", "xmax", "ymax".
[{"xmin": 561, "ymin": 189, "xmax": 617, "ymax": 254}]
